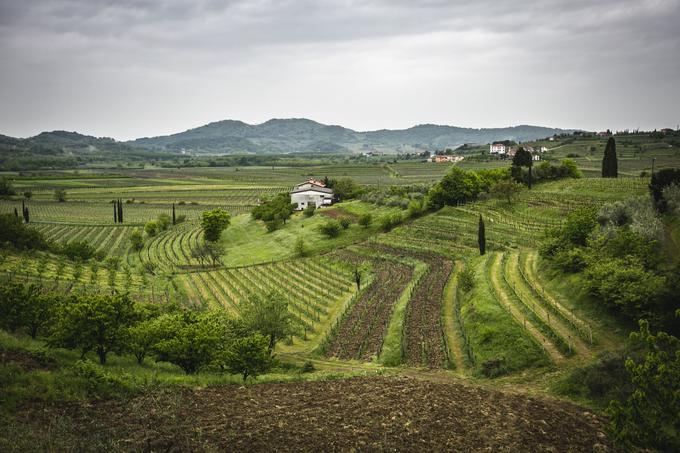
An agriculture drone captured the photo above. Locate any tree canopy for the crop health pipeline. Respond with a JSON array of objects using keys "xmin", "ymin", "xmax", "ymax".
[
  {"xmin": 201, "ymin": 208, "xmax": 231, "ymax": 242},
  {"xmin": 602, "ymin": 137, "xmax": 618, "ymax": 178}
]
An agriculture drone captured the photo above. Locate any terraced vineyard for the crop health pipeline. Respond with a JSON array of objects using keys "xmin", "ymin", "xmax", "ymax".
[
  {"xmin": 179, "ymin": 256, "xmax": 356, "ymax": 344},
  {"xmin": 31, "ymin": 224, "xmax": 137, "ymax": 257},
  {"xmin": 323, "ymin": 252, "xmax": 414, "ymax": 360},
  {"xmin": 0, "ymin": 200, "xmax": 247, "ymax": 224}
]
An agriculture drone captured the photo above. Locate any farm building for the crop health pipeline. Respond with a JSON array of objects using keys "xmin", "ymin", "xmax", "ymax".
[
  {"xmin": 290, "ymin": 179, "xmax": 334, "ymax": 210},
  {"xmin": 490, "ymin": 143, "xmax": 506, "ymax": 154},
  {"xmin": 428, "ymin": 155, "xmax": 463, "ymax": 163}
]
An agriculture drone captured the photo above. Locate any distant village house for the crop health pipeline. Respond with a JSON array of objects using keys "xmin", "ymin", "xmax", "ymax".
[
  {"xmin": 490, "ymin": 143, "xmax": 506, "ymax": 155},
  {"xmin": 428, "ymin": 155, "xmax": 463, "ymax": 163},
  {"xmin": 290, "ymin": 179, "xmax": 334, "ymax": 211}
]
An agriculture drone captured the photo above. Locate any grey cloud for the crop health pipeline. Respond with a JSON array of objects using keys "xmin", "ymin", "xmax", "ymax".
[{"xmin": 0, "ymin": 0, "xmax": 678, "ymax": 139}]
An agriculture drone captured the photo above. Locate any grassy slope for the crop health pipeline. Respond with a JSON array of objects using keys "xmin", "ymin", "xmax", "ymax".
[{"xmin": 218, "ymin": 201, "xmax": 400, "ymax": 266}]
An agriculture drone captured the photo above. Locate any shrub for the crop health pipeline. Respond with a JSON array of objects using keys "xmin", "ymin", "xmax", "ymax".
[
  {"xmin": 318, "ymin": 220, "xmax": 341, "ymax": 238},
  {"xmin": 458, "ymin": 267, "xmax": 475, "ymax": 292},
  {"xmin": 130, "ymin": 230, "xmax": 144, "ymax": 251},
  {"xmin": 157, "ymin": 213, "xmax": 171, "ymax": 231},
  {"xmin": 144, "ymin": 220, "xmax": 158, "ymax": 237},
  {"xmin": 54, "ymin": 189, "xmax": 67, "ymax": 202},
  {"xmin": 294, "ymin": 237, "xmax": 307, "ymax": 257},
  {"xmin": 339, "ymin": 217, "xmax": 351, "ymax": 229},
  {"xmin": 0, "ymin": 214, "xmax": 48, "ymax": 251},
  {"xmin": 358, "ymin": 213, "xmax": 372, "ymax": 228},
  {"xmin": 201, "ymin": 208, "xmax": 231, "ymax": 242},
  {"xmin": 304, "ymin": 204, "xmax": 316, "ymax": 217},
  {"xmin": 58, "ymin": 240, "xmax": 96, "ymax": 261},
  {"xmin": 378, "ymin": 213, "xmax": 403, "ymax": 232}
]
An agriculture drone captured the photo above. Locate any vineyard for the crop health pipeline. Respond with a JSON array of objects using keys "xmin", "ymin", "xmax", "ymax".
[{"xmin": 0, "ymin": 175, "xmax": 643, "ymax": 378}]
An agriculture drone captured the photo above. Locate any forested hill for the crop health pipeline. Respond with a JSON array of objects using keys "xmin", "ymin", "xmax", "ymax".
[{"xmin": 131, "ymin": 119, "xmax": 573, "ymax": 154}]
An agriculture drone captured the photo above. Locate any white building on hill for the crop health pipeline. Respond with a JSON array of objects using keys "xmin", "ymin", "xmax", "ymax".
[
  {"xmin": 290, "ymin": 179, "xmax": 334, "ymax": 210},
  {"xmin": 490, "ymin": 143, "xmax": 506, "ymax": 154}
]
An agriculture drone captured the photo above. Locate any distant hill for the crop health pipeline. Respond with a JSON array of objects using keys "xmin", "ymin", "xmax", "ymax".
[{"xmin": 131, "ymin": 118, "xmax": 574, "ymax": 154}]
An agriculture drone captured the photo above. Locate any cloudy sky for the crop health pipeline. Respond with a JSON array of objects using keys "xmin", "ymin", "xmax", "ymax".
[{"xmin": 1, "ymin": 0, "xmax": 679, "ymax": 140}]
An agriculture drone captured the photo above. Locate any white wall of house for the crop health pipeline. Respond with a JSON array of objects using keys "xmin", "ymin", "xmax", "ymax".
[
  {"xmin": 490, "ymin": 144, "xmax": 506, "ymax": 154},
  {"xmin": 291, "ymin": 191, "xmax": 333, "ymax": 210}
]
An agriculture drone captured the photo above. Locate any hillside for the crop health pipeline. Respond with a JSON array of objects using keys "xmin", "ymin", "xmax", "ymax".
[{"xmin": 132, "ymin": 119, "xmax": 572, "ymax": 154}]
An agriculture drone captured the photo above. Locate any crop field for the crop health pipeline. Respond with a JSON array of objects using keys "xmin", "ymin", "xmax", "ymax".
[{"xmin": 0, "ymin": 174, "xmax": 644, "ymax": 378}]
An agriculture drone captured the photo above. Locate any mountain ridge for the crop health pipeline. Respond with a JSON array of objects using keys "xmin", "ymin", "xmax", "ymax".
[{"xmin": 1, "ymin": 119, "xmax": 576, "ymax": 156}]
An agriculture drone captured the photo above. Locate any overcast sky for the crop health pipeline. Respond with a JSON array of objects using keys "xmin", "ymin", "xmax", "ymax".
[{"xmin": 1, "ymin": 0, "xmax": 679, "ymax": 140}]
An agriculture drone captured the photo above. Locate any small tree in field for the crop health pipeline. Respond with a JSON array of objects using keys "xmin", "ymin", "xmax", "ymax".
[
  {"xmin": 358, "ymin": 213, "xmax": 372, "ymax": 228},
  {"xmin": 240, "ymin": 291, "xmax": 294, "ymax": 354},
  {"xmin": 602, "ymin": 137, "xmax": 618, "ymax": 178},
  {"xmin": 489, "ymin": 179, "xmax": 524, "ymax": 204},
  {"xmin": 220, "ymin": 333, "xmax": 273, "ymax": 382},
  {"xmin": 294, "ymin": 237, "xmax": 307, "ymax": 257},
  {"xmin": 512, "ymin": 147, "xmax": 534, "ymax": 188},
  {"xmin": 48, "ymin": 293, "xmax": 136, "ymax": 364},
  {"xmin": 54, "ymin": 189, "xmax": 67, "ymax": 202},
  {"xmin": 478, "ymin": 215, "xmax": 486, "ymax": 255},
  {"xmin": 201, "ymin": 208, "xmax": 231, "ymax": 242}
]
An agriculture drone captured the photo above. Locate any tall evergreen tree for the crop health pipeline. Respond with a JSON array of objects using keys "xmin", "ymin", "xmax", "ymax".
[
  {"xmin": 14, "ymin": 207, "xmax": 18, "ymax": 219},
  {"xmin": 602, "ymin": 137, "xmax": 618, "ymax": 178},
  {"xmin": 511, "ymin": 147, "xmax": 534, "ymax": 188},
  {"xmin": 172, "ymin": 203, "xmax": 176, "ymax": 225},
  {"xmin": 118, "ymin": 199, "xmax": 124, "ymax": 223},
  {"xmin": 24, "ymin": 206, "xmax": 29, "ymax": 223},
  {"xmin": 113, "ymin": 201, "xmax": 118, "ymax": 223},
  {"xmin": 478, "ymin": 215, "xmax": 486, "ymax": 255}
]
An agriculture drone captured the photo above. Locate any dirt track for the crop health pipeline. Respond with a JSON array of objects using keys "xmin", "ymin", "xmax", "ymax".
[{"xmin": 32, "ymin": 376, "xmax": 613, "ymax": 452}]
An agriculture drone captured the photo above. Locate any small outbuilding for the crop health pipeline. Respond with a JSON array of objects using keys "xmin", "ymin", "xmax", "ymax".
[{"xmin": 290, "ymin": 179, "xmax": 334, "ymax": 210}]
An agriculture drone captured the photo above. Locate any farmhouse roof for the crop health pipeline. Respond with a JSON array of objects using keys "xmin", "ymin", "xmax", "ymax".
[{"xmin": 290, "ymin": 186, "xmax": 334, "ymax": 195}]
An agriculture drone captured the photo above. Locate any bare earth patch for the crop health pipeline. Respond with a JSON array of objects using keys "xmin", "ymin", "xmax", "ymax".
[{"xmin": 22, "ymin": 376, "xmax": 613, "ymax": 452}]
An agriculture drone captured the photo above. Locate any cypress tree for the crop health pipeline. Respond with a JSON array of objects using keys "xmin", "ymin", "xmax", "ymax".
[
  {"xmin": 14, "ymin": 207, "xmax": 18, "ymax": 219},
  {"xmin": 113, "ymin": 201, "xmax": 118, "ymax": 223},
  {"xmin": 478, "ymin": 214, "xmax": 486, "ymax": 256},
  {"xmin": 602, "ymin": 137, "xmax": 618, "ymax": 178},
  {"xmin": 118, "ymin": 199, "xmax": 124, "ymax": 223},
  {"xmin": 172, "ymin": 203, "xmax": 176, "ymax": 225},
  {"xmin": 24, "ymin": 207, "xmax": 29, "ymax": 223}
]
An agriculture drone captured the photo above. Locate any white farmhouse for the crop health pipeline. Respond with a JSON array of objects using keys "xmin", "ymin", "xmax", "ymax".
[
  {"xmin": 290, "ymin": 179, "xmax": 334, "ymax": 210},
  {"xmin": 490, "ymin": 143, "xmax": 506, "ymax": 155}
]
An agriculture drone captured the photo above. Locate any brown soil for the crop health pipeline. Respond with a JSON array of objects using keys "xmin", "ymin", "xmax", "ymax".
[
  {"xmin": 325, "ymin": 258, "xmax": 413, "ymax": 360},
  {"xmin": 319, "ymin": 208, "xmax": 359, "ymax": 221},
  {"xmin": 19, "ymin": 376, "xmax": 613, "ymax": 452},
  {"xmin": 0, "ymin": 347, "xmax": 55, "ymax": 371}
]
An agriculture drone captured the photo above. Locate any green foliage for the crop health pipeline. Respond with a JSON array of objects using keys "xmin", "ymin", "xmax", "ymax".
[
  {"xmin": 663, "ymin": 183, "xmax": 680, "ymax": 215},
  {"xmin": 489, "ymin": 179, "xmax": 524, "ymax": 204},
  {"xmin": 252, "ymin": 193, "xmax": 295, "ymax": 226},
  {"xmin": 602, "ymin": 137, "xmax": 618, "ymax": 178},
  {"xmin": 129, "ymin": 230, "xmax": 144, "ymax": 251},
  {"xmin": 0, "ymin": 283, "xmax": 41, "ymax": 333},
  {"xmin": 650, "ymin": 168, "xmax": 680, "ymax": 212},
  {"xmin": 584, "ymin": 257, "xmax": 666, "ymax": 321},
  {"xmin": 151, "ymin": 310, "xmax": 232, "ymax": 374},
  {"xmin": 239, "ymin": 291, "xmax": 295, "ymax": 353},
  {"xmin": 458, "ymin": 267, "xmax": 475, "ymax": 292},
  {"xmin": 318, "ymin": 219, "xmax": 342, "ymax": 238},
  {"xmin": 157, "ymin": 213, "xmax": 171, "ymax": 231},
  {"xmin": 608, "ymin": 320, "xmax": 680, "ymax": 451},
  {"xmin": 54, "ymin": 189, "xmax": 67, "ymax": 202},
  {"xmin": 144, "ymin": 220, "xmax": 158, "ymax": 237},
  {"xmin": 0, "ymin": 213, "xmax": 48, "ymax": 251},
  {"xmin": 598, "ymin": 197, "xmax": 663, "ymax": 241},
  {"xmin": 58, "ymin": 240, "xmax": 96, "ymax": 261},
  {"xmin": 303, "ymin": 204, "xmax": 316, "ymax": 217},
  {"xmin": 217, "ymin": 333, "xmax": 273, "ymax": 382},
  {"xmin": 0, "ymin": 177, "xmax": 16, "ymax": 196},
  {"xmin": 378, "ymin": 212, "xmax": 403, "ymax": 231},
  {"xmin": 48, "ymin": 293, "xmax": 137, "ymax": 365},
  {"xmin": 428, "ymin": 167, "xmax": 483, "ymax": 209},
  {"xmin": 339, "ymin": 217, "xmax": 351, "ymax": 229},
  {"xmin": 330, "ymin": 177, "xmax": 361, "ymax": 201},
  {"xmin": 294, "ymin": 237, "xmax": 307, "ymax": 257},
  {"xmin": 201, "ymin": 208, "xmax": 231, "ymax": 242},
  {"xmin": 358, "ymin": 213, "xmax": 372, "ymax": 228}
]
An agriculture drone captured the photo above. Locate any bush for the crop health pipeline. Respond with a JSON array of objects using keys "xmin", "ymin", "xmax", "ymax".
[
  {"xmin": 358, "ymin": 213, "xmax": 372, "ymax": 228},
  {"xmin": 157, "ymin": 213, "xmax": 171, "ymax": 231},
  {"xmin": 304, "ymin": 204, "xmax": 316, "ymax": 217},
  {"xmin": 318, "ymin": 220, "xmax": 341, "ymax": 238},
  {"xmin": 144, "ymin": 221, "xmax": 158, "ymax": 237},
  {"xmin": 294, "ymin": 237, "xmax": 307, "ymax": 257},
  {"xmin": 58, "ymin": 240, "xmax": 96, "ymax": 261},
  {"xmin": 130, "ymin": 230, "xmax": 144, "ymax": 251},
  {"xmin": 378, "ymin": 213, "xmax": 403, "ymax": 232},
  {"xmin": 54, "ymin": 189, "xmax": 67, "ymax": 202},
  {"xmin": 0, "ymin": 214, "xmax": 48, "ymax": 251},
  {"xmin": 458, "ymin": 267, "xmax": 475, "ymax": 292},
  {"xmin": 339, "ymin": 218, "xmax": 351, "ymax": 229}
]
